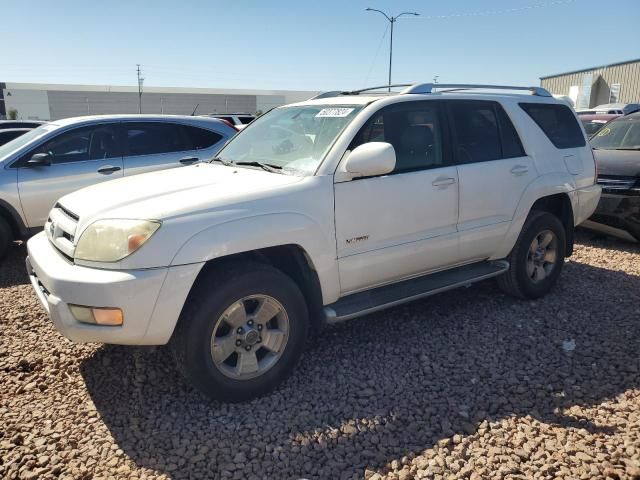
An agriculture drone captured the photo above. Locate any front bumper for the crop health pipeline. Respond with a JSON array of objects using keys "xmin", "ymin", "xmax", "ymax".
[
  {"xmin": 588, "ymin": 192, "xmax": 640, "ymax": 241},
  {"xmin": 26, "ymin": 231, "xmax": 203, "ymax": 345}
]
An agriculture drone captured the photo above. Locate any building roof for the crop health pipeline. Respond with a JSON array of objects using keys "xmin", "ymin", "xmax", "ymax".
[{"xmin": 540, "ymin": 58, "xmax": 640, "ymax": 80}]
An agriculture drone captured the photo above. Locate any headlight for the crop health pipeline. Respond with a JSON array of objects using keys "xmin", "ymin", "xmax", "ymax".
[{"xmin": 75, "ymin": 219, "xmax": 161, "ymax": 262}]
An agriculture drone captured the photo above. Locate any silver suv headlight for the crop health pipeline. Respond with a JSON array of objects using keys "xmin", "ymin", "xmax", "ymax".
[{"xmin": 75, "ymin": 219, "xmax": 161, "ymax": 262}]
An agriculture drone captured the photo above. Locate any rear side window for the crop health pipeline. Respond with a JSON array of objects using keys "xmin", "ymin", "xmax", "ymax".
[
  {"xmin": 449, "ymin": 102, "xmax": 501, "ymax": 163},
  {"xmin": 496, "ymin": 106, "xmax": 526, "ymax": 158},
  {"xmin": 183, "ymin": 126, "xmax": 223, "ymax": 150},
  {"xmin": 520, "ymin": 103, "xmax": 586, "ymax": 149},
  {"xmin": 125, "ymin": 123, "xmax": 188, "ymax": 156}
]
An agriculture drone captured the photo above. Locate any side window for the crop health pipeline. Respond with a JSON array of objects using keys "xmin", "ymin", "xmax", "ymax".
[
  {"xmin": 125, "ymin": 123, "xmax": 188, "ymax": 156},
  {"xmin": 238, "ymin": 116, "xmax": 254, "ymax": 125},
  {"xmin": 31, "ymin": 125, "xmax": 118, "ymax": 164},
  {"xmin": 496, "ymin": 105, "xmax": 526, "ymax": 158},
  {"xmin": 350, "ymin": 102, "xmax": 445, "ymax": 173},
  {"xmin": 449, "ymin": 102, "xmax": 502, "ymax": 163},
  {"xmin": 183, "ymin": 126, "xmax": 223, "ymax": 150},
  {"xmin": 519, "ymin": 103, "xmax": 586, "ymax": 149}
]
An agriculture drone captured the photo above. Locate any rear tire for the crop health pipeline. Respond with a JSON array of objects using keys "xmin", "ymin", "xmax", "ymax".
[
  {"xmin": 497, "ymin": 211, "xmax": 566, "ymax": 299},
  {"xmin": 0, "ymin": 217, "xmax": 12, "ymax": 259},
  {"xmin": 171, "ymin": 262, "xmax": 308, "ymax": 402}
]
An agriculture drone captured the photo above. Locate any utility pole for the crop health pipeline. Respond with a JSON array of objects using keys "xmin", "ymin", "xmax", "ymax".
[
  {"xmin": 366, "ymin": 8, "xmax": 420, "ymax": 91},
  {"xmin": 136, "ymin": 64, "xmax": 144, "ymax": 114}
]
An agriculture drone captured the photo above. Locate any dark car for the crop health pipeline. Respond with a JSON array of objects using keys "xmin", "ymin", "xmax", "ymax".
[
  {"xmin": 579, "ymin": 113, "xmax": 620, "ymax": 136},
  {"xmin": 587, "ymin": 113, "xmax": 640, "ymax": 241},
  {"xmin": 0, "ymin": 128, "xmax": 31, "ymax": 146},
  {"xmin": 0, "ymin": 120, "xmax": 46, "ymax": 130}
]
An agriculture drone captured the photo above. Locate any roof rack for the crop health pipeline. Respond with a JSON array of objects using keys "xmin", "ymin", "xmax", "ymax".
[
  {"xmin": 402, "ymin": 83, "xmax": 552, "ymax": 97},
  {"xmin": 310, "ymin": 83, "xmax": 552, "ymax": 100}
]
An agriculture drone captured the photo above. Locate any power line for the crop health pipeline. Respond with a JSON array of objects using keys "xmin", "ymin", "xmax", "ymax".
[
  {"xmin": 410, "ymin": 0, "xmax": 577, "ymax": 20},
  {"xmin": 362, "ymin": 23, "xmax": 390, "ymax": 87}
]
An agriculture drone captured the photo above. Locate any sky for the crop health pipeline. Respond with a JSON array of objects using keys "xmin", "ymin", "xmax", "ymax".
[{"xmin": 2, "ymin": 0, "xmax": 639, "ymax": 92}]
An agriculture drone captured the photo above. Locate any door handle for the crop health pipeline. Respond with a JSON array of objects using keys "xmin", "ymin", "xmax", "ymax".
[
  {"xmin": 510, "ymin": 165, "xmax": 529, "ymax": 176},
  {"xmin": 432, "ymin": 177, "xmax": 456, "ymax": 187},
  {"xmin": 97, "ymin": 165, "xmax": 121, "ymax": 174},
  {"xmin": 180, "ymin": 157, "xmax": 199, "ymax": 165}
]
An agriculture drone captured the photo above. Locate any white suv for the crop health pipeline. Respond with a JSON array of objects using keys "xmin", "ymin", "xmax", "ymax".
[{"xmin": 26, "ymin": 84, "xmax": 601, "ymax": 402}]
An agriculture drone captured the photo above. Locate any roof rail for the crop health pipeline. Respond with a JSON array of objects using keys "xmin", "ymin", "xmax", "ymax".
[
  {"xmin": 309, "ymin": 91, "xmax": 344, "ymax": 100},
  {"xmin": 401, "ymin": 83, "xmax": 552, "ymax": 97},
  {"xmin": 309, "ymin": 84, "xmax": 413, "ymax": 100}
]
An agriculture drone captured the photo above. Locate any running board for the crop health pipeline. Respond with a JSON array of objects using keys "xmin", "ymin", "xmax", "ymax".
[{"xmin": 324, "ymin": 260, "xmax": 509, "ymax": 323}]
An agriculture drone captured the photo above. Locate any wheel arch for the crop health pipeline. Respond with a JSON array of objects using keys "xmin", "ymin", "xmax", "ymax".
[
  {"xmin": 184, "ymin": 244, "xmax": 326, "ymax": 334},
  {"xmin": 0, "ymin": 199, "xmax": 28, "ymax": 240}
]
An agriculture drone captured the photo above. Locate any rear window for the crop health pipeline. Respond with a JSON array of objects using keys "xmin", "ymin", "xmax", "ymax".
[
  {"xmin": 520, "ymin": 103, "xmax": 586, "ymax": 149},
  {"xmin": 183, "ymin": 125, "xmax": 223, "ymax": 150}
]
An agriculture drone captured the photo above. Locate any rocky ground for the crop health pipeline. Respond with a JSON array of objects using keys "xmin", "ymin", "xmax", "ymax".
[{"xmin": 1, "ymin": 231, "xmax": 639, "ymax": 480}]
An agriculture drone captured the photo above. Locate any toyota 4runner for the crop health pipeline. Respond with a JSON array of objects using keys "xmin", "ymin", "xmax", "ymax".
[{"xmin": 26, "ymin": 83, "xmax": 601, "ymax": 402}]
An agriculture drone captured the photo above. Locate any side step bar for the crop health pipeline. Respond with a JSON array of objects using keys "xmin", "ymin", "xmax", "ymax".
[{"xmin": 324, "ymin": 260, "xmax": 509, "ymax": 324}]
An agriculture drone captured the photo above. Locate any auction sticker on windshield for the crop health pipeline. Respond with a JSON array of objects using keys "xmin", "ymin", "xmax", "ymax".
[{"xmin": 316, "ymin": 108, "xmax": 355, "ymax": 118}]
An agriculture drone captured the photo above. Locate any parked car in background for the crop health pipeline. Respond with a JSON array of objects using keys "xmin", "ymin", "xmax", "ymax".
[
  {"xmin": 584, "ymin": 112, "xmax": 640, "ymax": 241},
  {"xmin": 25, "ymin": 83, "xmax": 600, "ymax": 402},
  {"xmin": 577, "ymin": 103, "xmax": 640, "ymax": 116},
  {"xmin": 203, "ymin": 113, "xmax": 255, "ymax": 130},
  {"xmin": 0, "ymin": 120, "xmax": 46, "ymax": 130},
  {"xmin": 0, "ymin": 128, "xmax": 32, "ymax": 146},
  {"xmin": 579, "ymin": 113, "xmax": 620, "ymax": 136},
  {"xmin": 0, "ymin": 114, "xmax": 236, "ymax": 256}
]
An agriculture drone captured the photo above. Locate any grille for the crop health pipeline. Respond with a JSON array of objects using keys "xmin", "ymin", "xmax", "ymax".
[
  {"xmin": 45, "ymin": 203, "xmax": 79, "ymax": 260},
  {"xmin": 597, "ymin": 175, "xmax": 639, "ymax": 193}
]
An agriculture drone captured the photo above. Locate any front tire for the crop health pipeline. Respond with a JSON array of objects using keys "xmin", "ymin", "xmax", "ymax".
[
  {"xmin": 171, "ymin": 262, "xmax": 308, "ymax": 402},
  {"xmin": 497, "ymin": 211, "xmax": 566, "ymax": 299},
  {"xmin": 0, "ymin": 217, "xmax": 12, "ymax": 259}
]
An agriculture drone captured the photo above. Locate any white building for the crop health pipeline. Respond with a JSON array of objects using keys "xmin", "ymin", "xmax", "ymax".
[{"xmin": 0, "ymin": 82, "xmax": 319, "ymax": 120}]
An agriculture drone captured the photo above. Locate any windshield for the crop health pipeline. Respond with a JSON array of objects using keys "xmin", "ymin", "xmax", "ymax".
[
  {"xmin": 216, "ymin": 105, "xmax": 363, "ymax": 175},
  {"xmin": 591, "ymin": 118, "xmax": 640, "ymax": 150},
  {"xmin": 581, "ymin": 120, "xmax": 607, "ymax": 136},
  {"xmin": 0, "ymin": 124, "xmax": 55, "ymax": 161}
]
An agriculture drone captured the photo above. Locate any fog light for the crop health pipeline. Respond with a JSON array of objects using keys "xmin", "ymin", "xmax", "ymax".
[{"xmin": 69, "ymin": 305, "xmax": 123, "ymax": 326}]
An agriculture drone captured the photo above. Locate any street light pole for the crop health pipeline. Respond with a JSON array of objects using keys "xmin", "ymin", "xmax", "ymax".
[{"xmin": 366, "ymin": 8, "xmax": 420, "ymax": 91}]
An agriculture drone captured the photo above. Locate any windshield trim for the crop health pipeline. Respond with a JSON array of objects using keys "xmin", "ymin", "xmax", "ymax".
[{"xmin": 214, "ymin": 104, "xmax": 364, "ymax": 177}]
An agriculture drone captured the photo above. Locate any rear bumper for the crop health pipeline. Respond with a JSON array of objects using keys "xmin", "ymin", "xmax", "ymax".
[
  {"xmin": 26, "ymin": 231, "xmax": 203, "ymax": 345},
  {"xmin": 588, "ymin": 192, "xmax": 640, "ymax": 240},
  {"xmin": 575, "ymin": 184, "xmax": 602, "ymax": 226}
]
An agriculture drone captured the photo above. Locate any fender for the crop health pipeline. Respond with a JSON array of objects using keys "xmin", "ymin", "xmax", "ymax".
[
  {"xmin": 170, "ymin": 212, "xmax": 341, "ymax": 304},
  {"xmin": 491, "ymin": 173, "xmax": 577, "ymax": 260}
]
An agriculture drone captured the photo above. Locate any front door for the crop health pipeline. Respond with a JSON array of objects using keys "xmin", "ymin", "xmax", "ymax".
[
  {"xmin": 17, "ymin": 123, "xmax": 123, "ymax": 227},
  {"xmin": 334, "ymin": 100, "xmax": 460, "ymax": 294}
]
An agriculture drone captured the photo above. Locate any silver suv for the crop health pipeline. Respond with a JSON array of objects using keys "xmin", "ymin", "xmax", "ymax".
[{"xmin": 0, "ymin": 114, "xmax": 235, "ymax": 256}]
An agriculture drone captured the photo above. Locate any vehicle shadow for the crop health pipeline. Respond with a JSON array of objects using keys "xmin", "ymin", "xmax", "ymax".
[
  {"xmin": 80, "ymin": 259, "xmax": 640, "ymax": 479},
  {"xmin": 0, "ymin": 243, "xmax": 29, "ymax": 288},
  {"xmin": 575, "ymin": 228, "xmax": 640, "ymax": 254}
]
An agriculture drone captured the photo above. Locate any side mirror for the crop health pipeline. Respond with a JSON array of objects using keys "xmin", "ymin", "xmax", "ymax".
[
  {"xmin": 27, "ymin": 152, "xmax": 52, "ymax": 167},
  {"xmin": 344, "ymin": 142, "xmax": 396, "ymax": 178}
]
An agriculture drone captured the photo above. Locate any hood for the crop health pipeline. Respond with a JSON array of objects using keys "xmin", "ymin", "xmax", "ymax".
[
  {"xmin": 594, "ymin": 149, "xmax": 640, "ymax": 177},
  {"xmin": 58, "ymin": 163, "xmax": 303, "ymax": 222}
]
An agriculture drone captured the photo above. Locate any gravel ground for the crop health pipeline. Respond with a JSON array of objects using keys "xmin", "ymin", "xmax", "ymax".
[{"xmin": 1, "ymin": 231, "xmax": 639, "ymax": 480}]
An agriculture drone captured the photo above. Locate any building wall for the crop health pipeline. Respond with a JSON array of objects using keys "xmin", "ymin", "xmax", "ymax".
[
  {"xmin": 541, "ymin": 60, "xmax": 640, "ymax": 108},
  {"xmin": 1, "ymin": 83, "xmax": 319, "ymax": 120}
]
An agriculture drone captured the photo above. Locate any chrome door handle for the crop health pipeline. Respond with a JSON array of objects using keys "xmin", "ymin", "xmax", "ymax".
[
  {"xmin": 97, "ymin": 165, "xmax": 121, "ymax": 174},
  {"xmin": 510, "ymin": 165, "xmax": 529, "ymax": 176},
  {"xmin": 180, "ymin": 156, "xmax": 199, "ymax": 165},
  {"xmin": 432, "ymin": 177, "xmax": 456, "ymax": 187}
]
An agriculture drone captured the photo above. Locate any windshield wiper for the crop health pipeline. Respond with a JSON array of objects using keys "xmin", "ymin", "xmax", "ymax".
[
  {"xmin": 210, "ymin": 157, "xmax": 234, "ymax": 166},
  {"xmin": 233, "ymin": 161, "xmax": 283, "ymax": 173}
]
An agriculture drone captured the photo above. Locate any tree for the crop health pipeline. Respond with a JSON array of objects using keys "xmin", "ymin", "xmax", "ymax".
[{"xmin": 7, "ymin": 108, "xmax": 18, "ymax": 120}]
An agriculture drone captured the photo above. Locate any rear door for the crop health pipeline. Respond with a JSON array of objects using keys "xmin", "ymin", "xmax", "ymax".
[
  {"xmin": 122, "ymin": 122, "xmax": 196, "ymax": 176},
  {"xmin": 17, "ymin": 123, "xmax": 123, "ymax": 227},
  {"xmin": 448, "ymin": 100, "xmax": 536, "ymax": 262}
]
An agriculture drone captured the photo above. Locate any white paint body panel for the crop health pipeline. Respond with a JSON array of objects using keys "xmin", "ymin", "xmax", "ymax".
[{"xmin": 25, "ymin": 91, "xmax": 601, "ymax": 345}]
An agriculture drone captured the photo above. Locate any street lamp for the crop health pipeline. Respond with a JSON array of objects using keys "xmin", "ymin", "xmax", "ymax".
[{"xmin": 366, "ymin": 8, "xmax": 420, "ymax": 91}]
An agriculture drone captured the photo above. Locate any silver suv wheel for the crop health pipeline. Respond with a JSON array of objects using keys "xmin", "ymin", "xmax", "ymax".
[
  {"xmin": 526, "ymin": 229, "xmax": 558, "ymax": 284},
  {"xmin": 211, "ymin": 295, "xmax": 290, "ymax": 380}
]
